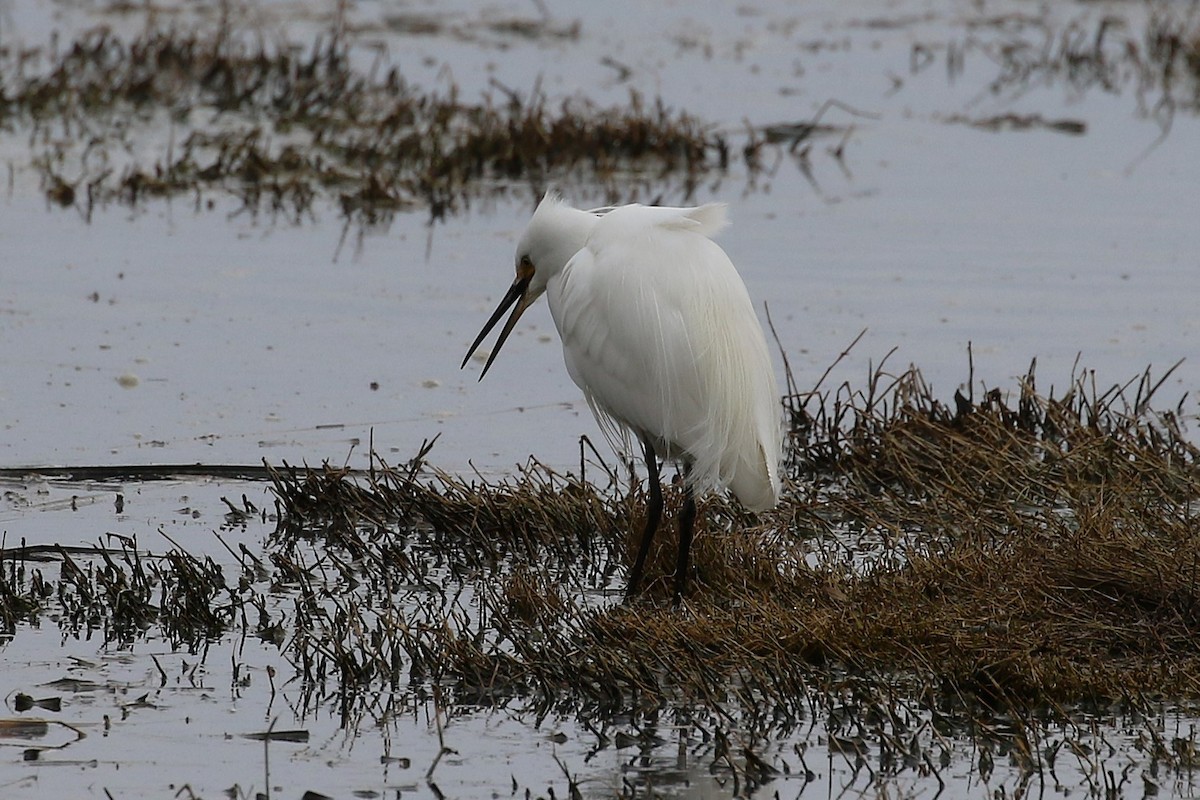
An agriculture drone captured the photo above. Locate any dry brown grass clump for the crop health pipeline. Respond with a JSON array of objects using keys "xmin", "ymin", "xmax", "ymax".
[
  {"xmin": 265, "ymin": 359, "xmax": 1200, "ymax": 724},
  {"xmin": 1, "ymin": 358, "xmax": 1194, "ymax": 733}
]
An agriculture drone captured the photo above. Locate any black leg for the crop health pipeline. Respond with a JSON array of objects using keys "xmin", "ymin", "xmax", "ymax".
[
  {"xmin": 626, "ymin": 436, "xmax": 662, "ymax": 597},
  {"xmin": 673, "ymin": 466, "xmax": 696, "ymax": 605}
]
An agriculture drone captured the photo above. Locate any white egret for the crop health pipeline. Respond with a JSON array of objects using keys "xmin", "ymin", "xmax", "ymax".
[{"xmin": 462, "ymin": 194, "xmax": 782, "ymax": 602}]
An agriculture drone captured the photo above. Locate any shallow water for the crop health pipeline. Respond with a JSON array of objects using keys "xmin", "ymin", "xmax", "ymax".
[{"xmin": 2, "ymin": 0, "xmax": 1199, "ymax": 797}]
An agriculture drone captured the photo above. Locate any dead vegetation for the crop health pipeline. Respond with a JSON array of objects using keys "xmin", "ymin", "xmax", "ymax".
[
  {"xmin": 0, "ymin": 22, "xmax": 734, "ymax": 224},
  {"xmin": 1, "ymin": 357, "xmax": 1198, "ymax": 783},
  {"xmin": 972, "ymin": 8, "xmax": 1200, "ymax": 115},
  {"xmin": 4, "ymin": 4, "xmax": 1196, "ymax": 226},
  {"xmin": 0, "ymin": 532, "xmax": 245, "ymax": 651},
  {"xmin": 2, "ymin": 356, "xmax": 1191, "ymax": 721},
  {"xmin": 906, "ymin": 5, "xmax": 1200, "ymax": 142},
  {"xmin": 253, "ymin": 357, "xmax": 1200, "ymax": 729}
]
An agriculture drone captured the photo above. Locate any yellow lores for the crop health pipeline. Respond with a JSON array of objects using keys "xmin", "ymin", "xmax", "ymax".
[{"xmin": 463, "ymin": 194, "xmax": 782, "ymax": 603}]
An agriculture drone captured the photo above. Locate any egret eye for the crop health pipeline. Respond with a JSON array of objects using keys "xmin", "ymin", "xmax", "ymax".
[{"xmin": 516, "ymin": 255, "xmax": 534, "ymax": 280}]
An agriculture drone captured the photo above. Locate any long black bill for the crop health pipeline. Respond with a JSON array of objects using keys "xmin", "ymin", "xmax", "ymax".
[{"xmin": 460, "ymin": 274, "xmax": 532, "ymax": 380}]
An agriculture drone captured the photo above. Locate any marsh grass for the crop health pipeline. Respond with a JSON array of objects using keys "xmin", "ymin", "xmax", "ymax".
[
  {"xmin": 259, "ymin": 357, "xmax": 1200, "ymax": 731},
  {"xmin": 977, "ymin": 7, "xmax": 1200, "ymax": 114},
  {"xmin": 932, "ymin": 4, "xmax": 1200, "ymax": 152},
  {"xmin": 4, "ymin": 5, "xmax": 1196, "ymax": 225},
  {"xmin": 0, "ymin": 22, "xmax": 732, "ymax": 224},
  {"xmin": 0, "ymin": 532, "xmax": 239, "ymax": 650},
  {"xmin": 1, "ymin": 357, "xmax": 1197, "ymax": 789}
]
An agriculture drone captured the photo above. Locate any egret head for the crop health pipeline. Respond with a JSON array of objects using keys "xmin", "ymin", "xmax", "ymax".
[{"xmin": 461, "ymin": 194, "xmax": 596, "ymax": 379}]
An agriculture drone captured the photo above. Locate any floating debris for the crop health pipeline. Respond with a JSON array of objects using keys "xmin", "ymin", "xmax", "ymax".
[{"xmin": 944, "ymin": 112, "xmax": 1087, "ymax": 134}]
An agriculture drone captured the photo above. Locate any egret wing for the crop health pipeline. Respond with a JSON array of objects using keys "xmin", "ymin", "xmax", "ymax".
[{"xmin": 546, "ymin": 205, "xmax": 781, "ymax": 509}]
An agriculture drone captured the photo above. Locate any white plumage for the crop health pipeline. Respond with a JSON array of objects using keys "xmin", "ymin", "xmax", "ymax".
[{"xmin": 463, "ymin": 193, "xmax": 782, "ymax": 601}]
